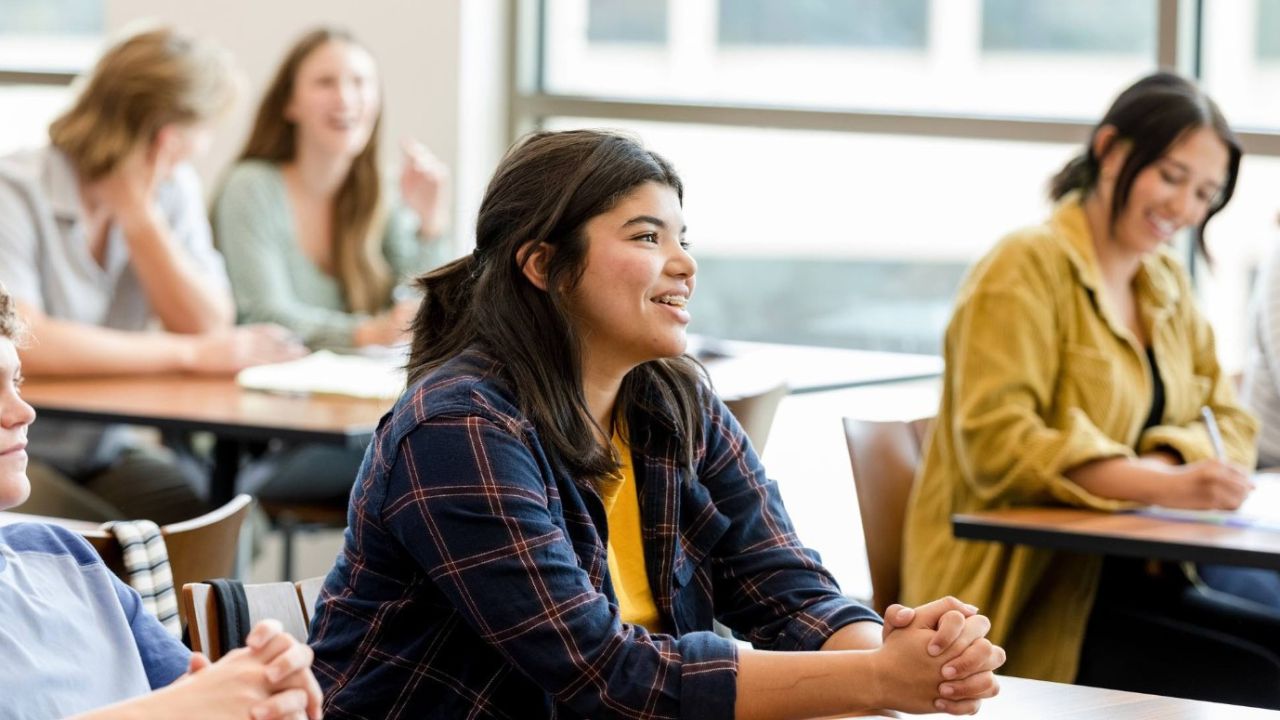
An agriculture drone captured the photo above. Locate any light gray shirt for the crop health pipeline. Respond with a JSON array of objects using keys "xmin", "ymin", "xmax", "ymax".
[
  {"xmin": 1244, "ymin": 246, "xmax": 1280, "ymax": 468},
  {"xmin": 0, "ymin": 523, "xmax": 189, "ymax": 719},
  {"xmin": 0, "ymin": 146, "xmax": 230, "ymax": 474}
]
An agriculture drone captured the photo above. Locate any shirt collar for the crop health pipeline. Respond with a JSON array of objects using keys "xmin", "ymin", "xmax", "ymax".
[
  {"xmin": 42, "ymin": 148, "xmax": 84, "ymax": 222},
  {"xmin": 1049, "ymin": 190, "xmax": 1180, "ymax": 312}
]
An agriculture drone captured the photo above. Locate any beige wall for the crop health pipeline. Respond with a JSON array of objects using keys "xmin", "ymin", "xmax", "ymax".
[{"xmin": 105, "ymin": 0, "xmax": 510, "ymax": 253}]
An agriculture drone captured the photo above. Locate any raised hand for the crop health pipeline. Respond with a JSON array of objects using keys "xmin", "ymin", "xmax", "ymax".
[{"xmin": 398, "ymin": 137, "xmax": 449, "ymax": 237}]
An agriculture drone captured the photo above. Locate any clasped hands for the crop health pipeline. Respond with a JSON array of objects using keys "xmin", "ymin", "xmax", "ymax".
[{"xmin": 877, "ymin": 596, "xmax": 1006, "ymax": 715}]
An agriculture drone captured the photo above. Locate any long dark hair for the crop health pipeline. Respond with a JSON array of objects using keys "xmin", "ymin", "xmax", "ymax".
[
  {"xmin": 1049, "ymin": 71, "xmax": 1241, "ymax": 256},
  {"xmin": 236, "ymin": 27, "xmax": 391, "ymax": 314},
  {"xmin": 408, "ymin": 130, "xmax": 704, "ymax": 477}
]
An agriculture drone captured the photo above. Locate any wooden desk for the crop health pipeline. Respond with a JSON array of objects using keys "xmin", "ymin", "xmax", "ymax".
[
  {"xmin": 848, "ymin": 675, "xmax": 1280, "ymax": 718},
  {"xmin": 695, "ymin": 338, "xmax": 942, "ymax": 398},
  {"xmin": 0, "ymin": 510, "xmax": 104, "ymax": 534},
  {"xmin": 953, "ymin": 507, "xmax": 1280, "ymax": 571},
  {"xmin": 21, "ymin": 375, "xmax": 392, "ymax": 505}
]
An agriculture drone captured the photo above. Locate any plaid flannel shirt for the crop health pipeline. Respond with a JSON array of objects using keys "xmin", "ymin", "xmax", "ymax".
[{"xmin": 309, "ymin": 349, "xmax": 879, "ymax": 719}]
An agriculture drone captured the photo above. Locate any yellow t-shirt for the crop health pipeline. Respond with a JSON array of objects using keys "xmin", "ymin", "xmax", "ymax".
[{"xmin": 596, "ymin": 429, "xmax": 664, "ymax": 632}]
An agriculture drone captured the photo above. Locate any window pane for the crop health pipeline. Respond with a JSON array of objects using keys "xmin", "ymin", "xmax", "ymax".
[
  {"xmin": 587, "ymin": 0, "xmax": 666, "ymax": 44},
  {"xmin": 0, "ymin": 85, "xmax": 71, "ymax": 154},
  {"xmin": 1200, "ymin": 0, "xmax": 1280, "ymax": 131},
  {"xmin": 542, "ymin": 0, "xmax": 1159, "ymax": 119},
  {"xmin": 545, "ymin": 116, "xmax": 1078, "ymax": 353},
  {"xmin": 0, "ymin": 0, "xmax": 102, "ymax": 72},
  {"xmin": 1261, "ymin": 0, "xmax": 1280, "ymax": 58},
  {"xmin": 981, "ymin": 0, "xmax": 1154, "ymax": 54},
  {"xmin": 719, "ymin": 0, "xmax": 927, "ymax": 49}
]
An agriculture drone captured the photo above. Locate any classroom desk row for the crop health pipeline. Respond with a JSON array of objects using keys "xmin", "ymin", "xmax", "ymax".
[
  {"xmin": 0, "ymin": 504, "xmax": 1266, "ymax": 720},
  {"xmin": 954, "ymin": 507, "xmax": 1280, "ymax": 570}
]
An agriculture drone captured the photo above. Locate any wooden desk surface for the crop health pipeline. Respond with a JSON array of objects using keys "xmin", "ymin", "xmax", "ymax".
[
  {"xmin": 21, "ymin": 374, "xmax": 392, "ymax": 446},
  {"xmin": 953, "ymin": 507, "xmax": 1280, "ymax": 570},
  {"xmin": 846, "ymin": 675, "xmax": 1280, "ymax": 719},
  {"xmin": 696, "ymin": 337, "xmax": 942, "ymax": 398},
  {"xmin": 0, "ymin": 510, "xmax": 104, "ymax": 535}
]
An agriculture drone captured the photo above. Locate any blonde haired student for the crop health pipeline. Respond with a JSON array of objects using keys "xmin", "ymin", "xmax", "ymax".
[{"xmin": 0, "ymin": 27, "xmax": 304, "ymax": 524}]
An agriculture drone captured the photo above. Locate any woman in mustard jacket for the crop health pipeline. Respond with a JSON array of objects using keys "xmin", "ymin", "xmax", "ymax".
[{"xmin": 901, "ymin": 72, "xmax": 1280, "ymax": 706}]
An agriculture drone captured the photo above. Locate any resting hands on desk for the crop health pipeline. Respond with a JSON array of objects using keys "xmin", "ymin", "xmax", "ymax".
[
  {"xmin": 737, "ymin": 596, "xmax": 1003, "ymax": 719},
  {"xmin": 876, "ymin": 598, "xmax": 1004, "ymax": 714},
  {"xmin": 72, "ymin": 619, "xmax": 322, "ymax": 720}
]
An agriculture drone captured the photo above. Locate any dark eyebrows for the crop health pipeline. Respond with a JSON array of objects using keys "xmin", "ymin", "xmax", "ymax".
[
  {"xmin": 621, "ymin": 215, "xmax": 688, "ymax": 234},
  {"xmin": 1160, "ymin": 157, "xmax": 1224, "ymax": 194}
]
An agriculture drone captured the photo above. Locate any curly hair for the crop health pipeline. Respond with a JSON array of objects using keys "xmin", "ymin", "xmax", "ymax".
[{"xmin": 0, "ymin": 285, "xmax": 27, "ymax": 345}]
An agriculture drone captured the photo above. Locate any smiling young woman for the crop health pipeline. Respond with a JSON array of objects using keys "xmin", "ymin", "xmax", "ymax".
[
  {"xmin": 900, "ymin": 72, "xmax": 1280, "ymax": 706},
  {"xmin": 306, "ymin": 129, "xmax": 1006, "ymax": 719}
]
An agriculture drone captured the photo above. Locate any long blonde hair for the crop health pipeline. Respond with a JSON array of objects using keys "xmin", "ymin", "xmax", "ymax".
[
  {"xmin": 49, "ymin": 27, "xmax": 237, "ymax": 181},
  {"xmin": 237, "ymin": 27, "xmax": 392, "ymax": 314}
]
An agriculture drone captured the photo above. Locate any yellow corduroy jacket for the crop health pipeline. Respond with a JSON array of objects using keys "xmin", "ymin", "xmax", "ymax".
[{"xmin": 900, "ymin": 193, "xmax": 1258, "ymax": 683}]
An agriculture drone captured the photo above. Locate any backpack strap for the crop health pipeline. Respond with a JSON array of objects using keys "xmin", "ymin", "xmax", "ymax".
[{"xmin": 207, "ymin": 578, "xmax": 251, "ymax": 656}]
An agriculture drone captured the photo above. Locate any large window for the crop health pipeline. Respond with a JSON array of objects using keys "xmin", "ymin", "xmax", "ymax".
[
  {"xmin": 542, "ymin": 0, "xmax": 1158, "ymax": 118},
  {"xmin": 0, "ymin": 0, "xmax": 102, "ymax": 154},
  {"xmin": 522, "ymin": 0, "xmax": 1280, "ymax": 364}
]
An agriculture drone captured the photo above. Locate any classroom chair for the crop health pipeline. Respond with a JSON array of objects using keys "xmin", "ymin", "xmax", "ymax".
[
  {"xmin": 181, "ymin": 580, "xmax": 310, "ymax": 661},
  {"xmin": 723, "ymin": 381, "xmax": 789, "ymax": 454},
  {"xmin": 82, "ymin": 494, "xmax": 254, "ymax": 616},
  {"xmin": 841, "ymin": 416, "xmax": 932, "ymax": 615},
  {"xmin": 295, "ymin": 575, "xmax": 325, "ymax": 626}
]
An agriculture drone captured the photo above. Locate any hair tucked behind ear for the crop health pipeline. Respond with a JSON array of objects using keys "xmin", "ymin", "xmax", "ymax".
[
  {"xmin": 1049, "ymin": 71, "xmax": 1241, "ymax": 257},
  {"xmin": 408, "ymin": 130, "xmax": 704, "ymax": 478}
]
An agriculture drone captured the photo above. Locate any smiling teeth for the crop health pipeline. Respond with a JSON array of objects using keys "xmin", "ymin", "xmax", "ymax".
[{"xmin": 655, "ymin": 296, "xmax": 687, "ymax": 307}]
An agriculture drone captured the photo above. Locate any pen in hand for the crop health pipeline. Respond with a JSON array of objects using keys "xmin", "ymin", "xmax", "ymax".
[{"xmin": 1201, "ymin": 405, "xmax": 1227, "ymax": 460}]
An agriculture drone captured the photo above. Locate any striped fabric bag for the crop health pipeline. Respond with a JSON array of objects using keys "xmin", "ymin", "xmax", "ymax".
[{"xmin": 101, "ymin": 520, "xmax": 182, "ymax": 638}]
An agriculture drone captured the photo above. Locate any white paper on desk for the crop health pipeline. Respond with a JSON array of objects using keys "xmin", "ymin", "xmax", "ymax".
[
  {"xmin": 236, "ymin": 350, "xmax": 406, "ymax": 400},
  {"xmin": 1137, "ymin": 473, "xmax": 1280, "ymax": 531}
]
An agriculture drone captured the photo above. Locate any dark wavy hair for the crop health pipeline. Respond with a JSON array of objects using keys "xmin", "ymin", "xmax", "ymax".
[
  {"xmin": 1050, "ymin": 71, "xmax": 1241, "ymax": 258},
  {"xmin": 407, "ymin": 130, "xmax": 704, "ymax": 477}
]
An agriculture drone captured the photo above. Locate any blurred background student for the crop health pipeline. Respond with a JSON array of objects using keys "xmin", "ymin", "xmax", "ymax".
[
  {"xmin": 212, "ymin": 27, "xmax": 451, "ymax": 509},
  {"xmin": 0, "ymin": 26, "xmax": 304, "ymax": 524},
  {"xmin": 214, "ymin": 26, "xmax": 450, "ymax": 352},
  {"xmin": 900, "ymin": 72, "xmax": 1280, "ymax": 707}
]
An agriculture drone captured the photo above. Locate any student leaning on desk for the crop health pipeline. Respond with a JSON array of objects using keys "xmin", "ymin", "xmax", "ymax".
[
  {"xmin": 307, "ymin": 129, "xmax": 1005, "ymax": 719},
  {"xmin": 901, "ymin": 71, "xmax": 1278, "ymax": 705},
  {"xmin": 0, "ymin": 284, "xmax": 321, "ymax": 720},
  {"xmin": 0, "ymin": 27, "xmax": 305, "ymax": 525}
]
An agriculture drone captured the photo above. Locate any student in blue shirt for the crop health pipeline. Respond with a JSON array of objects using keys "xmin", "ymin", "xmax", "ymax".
[
  {"xmin": 309, "ymin": 129, "xmax": 1005, "ymax": 719},
  {"xmin": 0, "ymin": 284, "xmax": 321, "ymax": 720}
]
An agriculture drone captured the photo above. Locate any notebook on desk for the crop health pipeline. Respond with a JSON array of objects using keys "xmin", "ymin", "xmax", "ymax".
[
  {"xmin": 1136, "ymin": 473, "xmax": 1280, "ymax": 531},
  {"xmin": 236, "ymin": 350, "xmax": 406, "ymax": 400}
]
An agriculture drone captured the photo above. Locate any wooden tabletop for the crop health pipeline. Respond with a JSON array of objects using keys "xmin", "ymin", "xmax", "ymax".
[
  {"xmin": 21, "ymin": 374, "xmax": 392, "ymax": 446},
  {"xmin": 953, "ymin": 507, "xmax": 1280, "ymax": 570},
  {"xmin": 0, "ymin": 510, "xmax": 105, "ymax": 534},
  {"xmin": 695, "ymin": 337, "xmax": 942, "ymax": 398},
  {"xmin": 844, "ymin": 675, "xmax": 1280, "ymax": 719}
]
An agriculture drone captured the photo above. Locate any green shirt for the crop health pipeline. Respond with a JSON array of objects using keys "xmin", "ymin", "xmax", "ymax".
[{"xmin": 213, "ymin": 159, "xmax": 449, "ymax": 350}]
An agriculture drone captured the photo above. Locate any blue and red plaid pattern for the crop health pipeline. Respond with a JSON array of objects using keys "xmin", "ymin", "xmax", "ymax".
[{"xmin": 309, "ymin": 350, "xmax": 879, "ymax": 719}]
